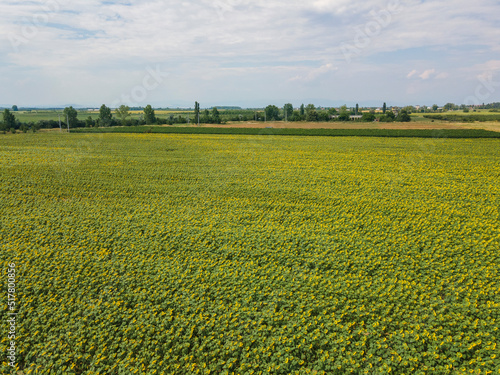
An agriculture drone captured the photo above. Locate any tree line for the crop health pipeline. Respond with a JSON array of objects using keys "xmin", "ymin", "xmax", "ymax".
[
  {"xmin": 1, "ymin": 104, "xmax": 226, "ymax": 133},
  {"xmin": 260, "ymin": 103, "xmax": 409, "ymax": 123},
  {"xmin": 2, "ymin": 102, "xmax": 413, "ymax": 133}
]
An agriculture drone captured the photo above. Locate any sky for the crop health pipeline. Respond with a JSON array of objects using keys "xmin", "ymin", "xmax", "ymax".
[{"xmin": 1, "ymin": 0, "xmax": 499, "ymax": 108}]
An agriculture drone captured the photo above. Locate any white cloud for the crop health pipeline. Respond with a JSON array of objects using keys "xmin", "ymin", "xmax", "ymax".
[
  {"xmin": 419, "ymin": 69, "xmax": 436, "ymax": 80},
  {"xmin": 0, "ymin": 0, "xmax": 499, "ymax": 106},
  {"xmin": 474, "ymin": 60, "xmax": 500, "ymax": 76},
  {"xmin": 407, "ymin": 69, "xmax": 447, "ymax": 80},
  {"xmin": 436, "ymin": 72, "xmax": 449, "ymax": 79},
  {"xmin": 289, "ymin": 63, "xmax": 338, "ymax": 82},
  {"xmin": 407, "ymin": 70, "xmax": 418, "ymax": 78}
]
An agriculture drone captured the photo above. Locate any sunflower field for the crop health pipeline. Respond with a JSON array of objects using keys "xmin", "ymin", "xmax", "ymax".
[{"xmin": 1, "ymin": 133, "xmax": 499, "ymax": 374}]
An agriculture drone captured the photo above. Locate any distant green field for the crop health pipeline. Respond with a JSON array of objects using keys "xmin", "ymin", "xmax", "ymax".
[
  {"xmin": 9, "ymin": 109, "xmax": 500, "ymax": 126},
  {"xmin": 10, "ymin": 110, "xmax": 195, "ymax": 123},
  {"xmin": 410, "ymin": 109, "xmax": 497, "ymax": 120},
  {"xmin": 11, "ymin": 111, "xmax": 100, "ymax": 123}
]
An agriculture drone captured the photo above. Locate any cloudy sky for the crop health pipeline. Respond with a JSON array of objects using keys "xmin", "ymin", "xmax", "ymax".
[{"xmin": 1, "ymin": 0, "xmax": 499, "ymax": 108}]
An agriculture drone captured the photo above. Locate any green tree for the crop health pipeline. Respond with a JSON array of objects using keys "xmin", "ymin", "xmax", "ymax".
[
  {"xmin": 63, "ymin": 106, "xmax": 78, "ymax": 128},
  {"xmin": 265, "ymin": 105, "xmax": 280, "ymax": 121},
  {"xmin": 396, "ymin": 109, "xmax": 411, "ymax": 122},
  {"xmin": 383, "ymin": 102, "xmax": 387, "ymax": 114},
  {"xmin": 212, "ymin": 107, "xmax": 221, "ymax": 124},
  {"xmin": 12, "ymin": 105, "xmax": 18, "ymax": 112},
  {"xmin": 291, "ymin": 111, "xmax": 302, "ymax": 121},
  {"xmin": 2, "ymin": 109, "xmax": 16, "ymax": 131},
  {"xmin": 85, "ymin": 116, "xmax": 94, "ymax": 128},
  {"xmin": 443, "ymin": 103, "xmax": 455, "ymax": 111},
  {"xmin": 305, "ymin": 104, "xmax": 318, "ymax": 122},
  {"xmin": 283, "ymin": 103, "xmax": 293, "ymax": 121},
  {"xmin": 355, "ymin": 103, "xmax": 359, "ymax": 115},
  {"xmin": 403, "ymin": 106, "xmax": 415, "ymax": 114},
  {"xmin": 194, "ymin": 102, "xmax": 200, "ymax": 124},
  {"xmin": 99, "ymin": 104, "xmax": 112, "ymax": 126},
  {"xmin": 201, "ymin": 109, "xmax": 210, "ymax": 123},
  {"xmin": 305, "ymin": 104, "xmax": 315, "ymax": 112},
  {"xmin": 300, "ymin": 104, "xmax": 305, "ymax": 116},
  {"xmin": 338, "ymin": 105, "xmax": 350, "ymax": 121},
  {"xmin": 361, "ymin": 112, "xmax": 376, "ymax": 122},
  {"xmin": 328, "ymin": 108, "xmax": 338, "ymax": 116},
  {"xmin": 432, "ymin": 104, "xmax": 439, "ymax": 111},
  {"xmin": 318, "ymin": 110, "xmax": 330, "ymax": 122},
  {"xmin": 144, "ymin": 105, "xmax": 156, "ymax": 124},
  {"xmin": 116, "ymin": 105, "xmax": 131, "ymax": 125}
]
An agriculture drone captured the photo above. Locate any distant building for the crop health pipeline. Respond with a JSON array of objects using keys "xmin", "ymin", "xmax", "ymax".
[{"xmin": 331, "ymin": 115, "xmax": 363, "ymax": 120}]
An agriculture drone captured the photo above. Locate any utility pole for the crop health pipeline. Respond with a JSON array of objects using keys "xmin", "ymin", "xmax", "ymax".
[
  {"xmin": 58, "ymin": 114, "xmax": 62, "ymax": 131},
  {"xmin": 67, "ymin": 114, "xmax": 70, "ymax": 133}
]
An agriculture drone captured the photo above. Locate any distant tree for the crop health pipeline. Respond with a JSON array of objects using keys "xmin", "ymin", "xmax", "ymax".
[
  {"xmin": 85, "ymin": 116, "xmax": 94, "ymax": 128},
  {"xmin": 32, "ymin": 122, "xmax": 41, "ymax": 132},
  {"xmin": 99, "ymin": 104, "xmax": 112, "ymax": 119},
  {"xmin": 284, "ymin": 103, "xmax": 293, "ymax": 121},
  {"xmin": 63, "ymin": 106, "xmax": 78, "ymax": 128},
  {"xmin": 361, "ymin": 112, "xmax": 376, "ymax": 122},
  {"xmin": 385, "ymin": 111, "xmax": 395, "ymax": 120},
  {"xmin": 328, "ymin": 108, "xmax": 338, "ymax": 116},
  {"xmin": 355, "ymin": 103, "xmax": 359, "ymax": 116},
  {"xmin": 403, "ymin": 106, "xmax": 415, "ymax": 114},
  {"xmin": 432, "ymin": 104, "xmax": 439, "ymax": 111},
  {"xmin": 318, "ymin": 111, "xmax": 330, "ymax": 122},
  {"xmin": 98, "ymin": 104, "xmax": 112, "ymax": 126},
  {"xmin": 300, "ymin": 104, "xmax": 305, "ymax": 116},
  {"xmin": 194, "ymin": 101, "xmax": 200, "ymax": 124},
  {"xmin": 304, "ymin": 104, "xmax": 318, "ymax": 122},
  {"xmin": 443, "ymin": 103, "xmax": 455, "ymax": 111},
  {"xmin": 265, "ymin": 105, "xmax": 280, "ymax": 121},
  {"xmin": 143, "ymin": 105, "xmax": 156, "ymax": 124},
  {"xmin": 380, "ymin": 114, "xmax": 394, "ymax": 122},
  {"xmin": 12, "ymin": 105, "xmax": 18, "ymax": 112},
  {"xmin": 382, "ymin": 102, "xmax": 387, "ymax": 114},
  {"xmin": 291, "ymin": 111, "xmax": 302, "ymax": 122},
  {"xmin": 463, "ymin": 108, "xmax": 470, "ymax": 113},
  {"xmin": 2, "ymin": 109, "xmax": 16, "ymax": 131},
  {"xmin": 338, "ymin": 105, "xmax": 350, "ymax": 121},
  {"xmin": 304, "ymin": 104, "xmax": 315, "ymax": 116},
  {"xmin": 212, "ymin": 107, "xmax": 221, "ymax": 124},
  {"xmin": 396, "ymin": 109, "xmax": 411, "ymax": 122},
  {"xmin": 201, "ymin": 109, "xmax": 210, "ymax": 123},
  {"xmin": 115, "ymin": 105, "xmax": 131, "ymax": 125}
]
